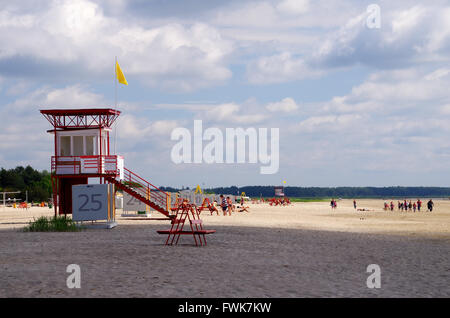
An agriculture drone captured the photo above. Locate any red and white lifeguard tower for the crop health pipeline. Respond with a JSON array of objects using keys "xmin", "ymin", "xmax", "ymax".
[{"xmin": 40, "ymin": 108, "xmax": 171, "ymax": 218}]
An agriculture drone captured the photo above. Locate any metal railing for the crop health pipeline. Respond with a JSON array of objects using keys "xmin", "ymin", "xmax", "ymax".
[
  {"xmin": 122, "ymin": 167, "xmax": 168, "ymax": 209},
  {"xmin": 51, "ymin": 155, "xmax": 119, "ymax": 175}
]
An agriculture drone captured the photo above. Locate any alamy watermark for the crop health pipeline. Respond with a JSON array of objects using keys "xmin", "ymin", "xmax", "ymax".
[
  {"xmin": 366, "ymin": 264, "xmax": 381, "ymax": 289},
  {"xmin": 66, "ymin": 264, "xmax": 81, "ymax": 289},
  {"xmin": 170, "ymin": 120, "xmax": 279, "ymax": 174},
  {"xmin": 366, "ymin": 4, "xmax": 381, "ymax": 29}
]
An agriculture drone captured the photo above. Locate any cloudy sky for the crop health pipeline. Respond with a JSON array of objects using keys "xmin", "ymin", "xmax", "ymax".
[{"xmin": 1, "ymin": 0, "xmax": 450, "ymax": 188}]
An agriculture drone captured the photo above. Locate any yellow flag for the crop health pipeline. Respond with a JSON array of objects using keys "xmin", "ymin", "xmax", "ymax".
[
  {"xmin": 116, "ymin": 61, "xmax": 128, "ymax": 85},
  {"xmin": 195, "ymin": 184, "xmax": 202, "ymax": 194}
]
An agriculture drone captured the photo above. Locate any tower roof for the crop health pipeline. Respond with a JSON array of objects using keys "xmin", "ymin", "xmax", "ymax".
[{"xmin": 40, "ymin": 108, "xmax": 121, "ymax": 129}]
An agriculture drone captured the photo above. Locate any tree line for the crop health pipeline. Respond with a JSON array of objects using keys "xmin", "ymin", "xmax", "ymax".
[
  {"xmin": 0, "ymin": 166, "xmax": 52, "ymax": 202},
  {"xmin": 2, "ymin": 165, "xmax": 450, "ymax": 202},
  {"xmin": 162, "ymin": 185, "xmax": 450, "ymax": 198}
]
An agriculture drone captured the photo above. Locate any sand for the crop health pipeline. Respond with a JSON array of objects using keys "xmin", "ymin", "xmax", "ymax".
[{"xmin": 0, "ymin": 199, "xmax": 449, "ymax": 297}]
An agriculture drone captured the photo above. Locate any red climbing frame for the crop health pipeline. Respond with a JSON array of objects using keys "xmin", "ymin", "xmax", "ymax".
[{"xmin": 157, "ymin": 200, "xmax": 216, "ymax": 246}]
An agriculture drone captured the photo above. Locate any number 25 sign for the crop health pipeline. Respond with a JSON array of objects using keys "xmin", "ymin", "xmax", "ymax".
[{"xmin": 72, "ymin": 184, "xmax": 114, "ymax": 222}]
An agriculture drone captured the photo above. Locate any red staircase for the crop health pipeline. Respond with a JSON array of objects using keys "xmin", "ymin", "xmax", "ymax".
[{"xmin": 105, "ymin": 167, "xmax": 171, "ymax": 218}]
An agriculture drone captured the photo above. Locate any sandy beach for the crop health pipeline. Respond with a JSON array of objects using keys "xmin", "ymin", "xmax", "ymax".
[{"xmin": 0, "ymin": 199, "xmax": 449, "ymax": 297}]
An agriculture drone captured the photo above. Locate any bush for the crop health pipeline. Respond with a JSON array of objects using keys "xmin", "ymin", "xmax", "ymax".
[{"xmin": 24, "ymin": 216, "xmax": 82, "ymax": 232}]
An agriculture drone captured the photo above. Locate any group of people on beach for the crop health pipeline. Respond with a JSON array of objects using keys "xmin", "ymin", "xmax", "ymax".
[
  {"xmin": 269, "ymin": 197, "xmax": 291, "ymax": 206},
  {"xmin": 384, "ymin": 199, "xmax": 434, "ymax": 212},
  {"xmin": 349, "ymin": 199, "xmax": 435, "ymax": 212},
  {"xmin": 214, "ymin": 194, "xmax": 249, "ymax": 216},
  {"xmin": 379, "ymin": 199, "xmax": 434, "ymax": 212}
]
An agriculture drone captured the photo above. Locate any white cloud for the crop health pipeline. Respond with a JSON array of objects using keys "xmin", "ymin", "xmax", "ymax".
[
  {"xmin": 425, "ymin": 7, "xmax": 450, "ymax": 53},
  {"xmin": 266, "ymin": 62, "xmax": 450, "ymax": 180},
  {"xmin": 389, "ymin": 6, "xmax": 425, "ymax": 38},
  {"xmin": 5, "ymin": 80, "xmax": 31, "ymax": 96},
  {"xmin": 110, "ymin": 22, "xmax": 233, "ymax": 90},
  {"xmin": 247, "ymin": 52, "xmax": 321, "ymax": 84},
  {"xmin": 0, "ymin": 0, "xmax": 233, "ymax": 91},
  {"xmin": 440, "ymin": 104, "xmax": 450, "ymax": 115},
  {"xmin": 118, "ymin": 114, "xmax": 178, "ymax": 140},
  {"xmin": 296, "ymin": 114, "xmax": 362, "ymax": 133},
  {"xmin": 155, "ymin": 100, "xmax": 272, "ymax": 125},
  {"xmin": 213, "ymin": 2, "xmax": 279, "ymax": 28},
  {"xmin": 279, "ymin": 66, "xmax": 449, "ymax": 121},
  {"xmin": 266, "ymin": 97, "xmax": 298, "ymax": 112},
  {"xmin": 276, "ymin": 0, "xmax": 310, "ymax": 15},
  {"xmin": 208, "ymin": 0, "xmax": 359, "ymax": 64},
  {"xmin": 6, "ymin": 85, "xmax": 105, "ymax": 114},
  {"xmin": 238, "ymin": 2, "xmax": 450, "ymax": 85},
  {"xmin": 201, "ymin": 102, "xmax": 269, "ymax": 124},
  {"xmin": 1, "ymin": 84, "xmax": 105, "ymax": 135},
  {"xmin": 314, "ymin": 4, "xmax": 450, "ymax": 69},
  {"xmin": 424, "ymin": 68, "xmax": 450, "ymax": 81},
  {"xmin": 0, "ymin": 9, "xmax": 35, "ymax": 28},
  {"xmin": 204, "ymin": 103, "xmax": 240, "ymax": 121},
  {"xmin": 212, "ymin": 0, "xmax": 356, "ymax": 29}
]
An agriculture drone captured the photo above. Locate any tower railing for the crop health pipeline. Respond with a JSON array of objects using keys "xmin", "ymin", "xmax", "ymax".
[
  {"xmin": 51, "ymin": 155, "xmax": 121, "ymax": 176},
  {"xmin": 121, "ymin": 167, "xmax": 168, "ymax": 210}
]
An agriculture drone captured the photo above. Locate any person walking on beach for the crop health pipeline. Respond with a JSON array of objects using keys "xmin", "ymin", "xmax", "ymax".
[
  {"xmin": 226, "ymin": 196, "xmax": 234, "ymax": 215},
  {"xmin": 417, "ymin": 199, "xmax": 422, "ymax": 212},
  {"xmin": 427, "ymin": 199, "xmax": 434, "ymax": 212},
  {"xmin": 353, "ymin": 200, "xmax": 357, "ymax": 209},
  {"xmin": 390, "ymin": 201, "xmax": 394, "ymax": 211},
  {"xmin": 330, "ymin": 199, "xmax": 337, "ymax": 210},
  {"xmin": 413, "ymin": 202, "xmax": 416, "ymax": 212},
  {"xmin": 408, "ymin": 201, "xmax": 412, "ymax": 211},
  {"xmin": 220, "ymin": 194, "xmax": 228, "ymax": 216}
]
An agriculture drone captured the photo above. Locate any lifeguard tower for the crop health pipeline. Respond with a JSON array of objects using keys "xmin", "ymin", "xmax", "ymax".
[
  {"xmin": 274, "ymin": 186, "xmax": 284, "ymax": 197},
  {"xmin": 40, "ymin": 108, "xmax": 171, "ymax": 218}
]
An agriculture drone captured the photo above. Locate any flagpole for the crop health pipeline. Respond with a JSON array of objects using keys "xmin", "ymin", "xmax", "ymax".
[
  {"xmin": 115, "ymin": 56, "xmax": 117, "ymax": 108},
  {"xmin": 114, "ymin": 56, "xmax": 117, "ymax": 155}
]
